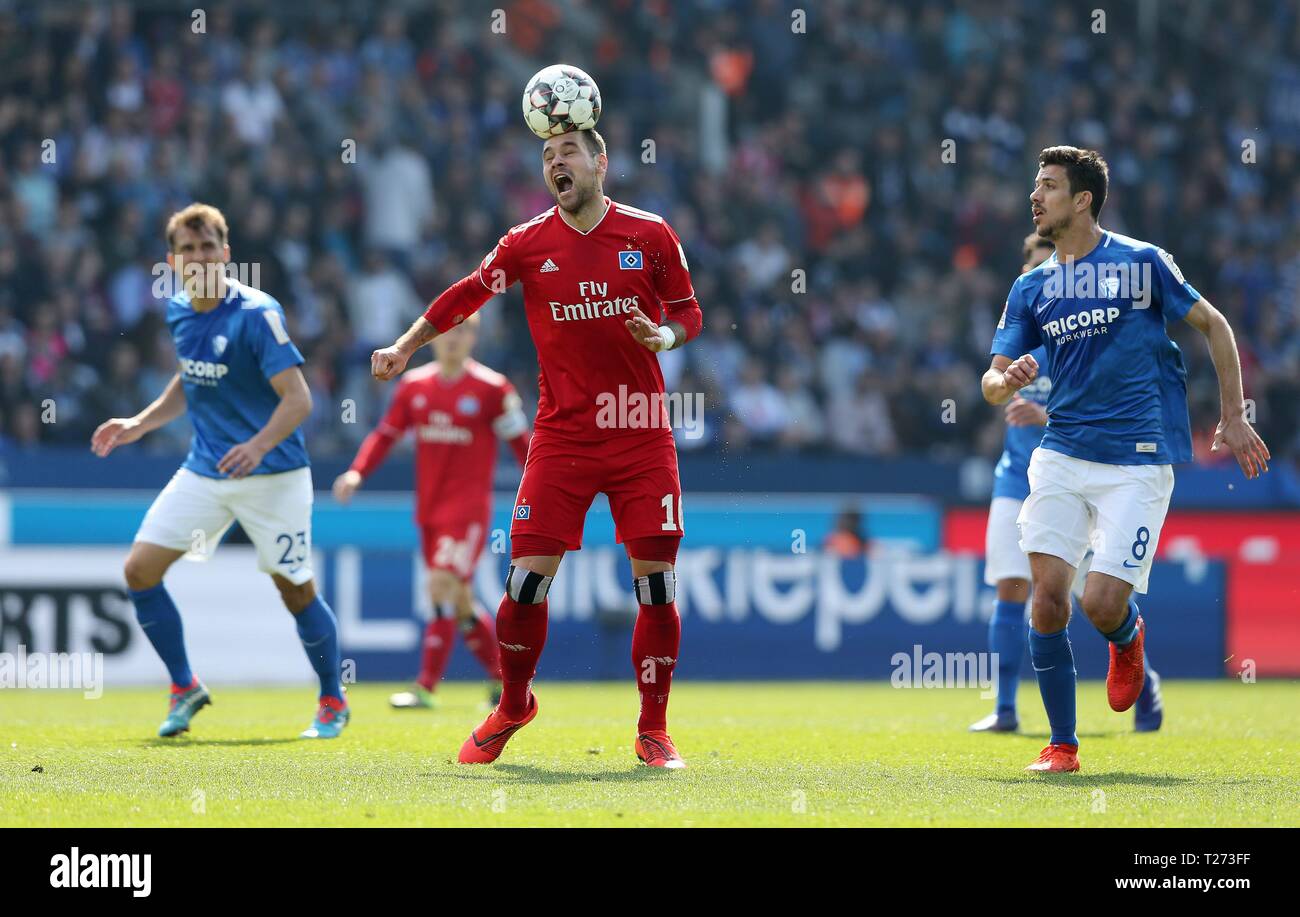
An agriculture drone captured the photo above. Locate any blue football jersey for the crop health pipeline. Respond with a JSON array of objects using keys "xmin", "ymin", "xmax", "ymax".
[
  {"xmin": 992, "ymin": 345, "xmax": 1050, "ymax": 501},
  {"xmin": 166, "ymin": 277, "xmax": 309, "ymax": 477},
  {"xmin": 990, "ymin": 231, "xmax": 1198, "ymax": 466}
]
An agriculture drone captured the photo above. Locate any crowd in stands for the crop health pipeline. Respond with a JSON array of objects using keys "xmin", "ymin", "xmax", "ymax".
[{"xmin": 2, "ymin": 0, "xmax": 1297, "ymax": 469}]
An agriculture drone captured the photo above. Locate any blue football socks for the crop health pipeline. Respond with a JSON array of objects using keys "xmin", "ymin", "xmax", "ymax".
[
  {"xmin": 1029, "ymin": 626, "xmax": 1078, "ymax": 746},
  {"xmin": 130, "ymin": 582, "xmax": 194, "ymax": 688},
  {"xmin": 989, "ymin": 600, "xmax": 1027, "ymax": 716},
  {"xmin": 294, "ymin": 596, "xmax": 344, "ymax": 701}
]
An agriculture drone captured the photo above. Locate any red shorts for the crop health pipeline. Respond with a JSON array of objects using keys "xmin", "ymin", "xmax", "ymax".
[
  {"xmin": 511, "ymin": 432, "xmax": 683, "ymax": 553},
  {"xmin": 420, "ymin": 517, "xmax": 488, "ymax": 579}
]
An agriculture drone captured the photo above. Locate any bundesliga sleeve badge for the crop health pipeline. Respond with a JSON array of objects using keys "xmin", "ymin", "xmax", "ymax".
[{"xmin": 1158, "ymin": 248, "xmax": 1185, "ymax": 284}]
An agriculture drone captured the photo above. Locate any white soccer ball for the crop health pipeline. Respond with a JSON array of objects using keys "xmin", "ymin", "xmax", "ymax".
[{"xmin": 522, "ymin": 64, "xmax": 602, "ymax": 139}]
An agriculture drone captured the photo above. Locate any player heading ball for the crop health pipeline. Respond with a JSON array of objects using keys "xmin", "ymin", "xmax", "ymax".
[{"xmin": 371, "ymin": 126, "xmax": 703, "ymax": 769}]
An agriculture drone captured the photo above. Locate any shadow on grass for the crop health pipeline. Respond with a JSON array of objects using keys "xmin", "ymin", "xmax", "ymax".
[
  {"xmin": 424, "ymin": 763, "xmax": 670, "ymax": 785},
  {"xmin": 1018, "ymin": 732, "xmax": 1122, "ymax": 740},
  {"xmin": 139, "ymin": 737, "xmax": 301, "ymax": 748},
  {"xmin": 979, "ymin": 772, "xmax": 1194, "ymax": 787}
]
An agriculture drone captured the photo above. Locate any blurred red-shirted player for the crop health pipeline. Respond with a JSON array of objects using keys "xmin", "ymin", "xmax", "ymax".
[
  {"xmin": 371, "ymin": 128, "xmax": 703, "ymax": 768},
  {"xmin": 335, "ymin": 314, "xmax": 530, "ymax": 709}
]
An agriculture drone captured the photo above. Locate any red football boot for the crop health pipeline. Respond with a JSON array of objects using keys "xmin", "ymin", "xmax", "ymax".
[
  {"xmin": 1107, "ymin": 615, "xmax": 1146, "ymax": 712},
  {"xmin": 635, "ymin": 730, "xmax": 686, "ymax": 769},
  {"xmin": 1026, "ymin": 743, "xmax": 1080, "ymax": 773},
  {"xmin": 458, "ymin": 694, "xmax": 538, "ymax": 764}
]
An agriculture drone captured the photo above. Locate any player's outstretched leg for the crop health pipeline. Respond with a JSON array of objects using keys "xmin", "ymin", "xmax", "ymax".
[
  {"xmin": 458, "ymin": 562, "xmax": 552, "ymax": 763},
  {"xmin": 461, "ymin": 599, "xmax": 504, "ymax": 704},
  {"xmin": 133, "ymin": 583, "xmax": 214, "ymax": 737},
  {"xmin": 1025, "ymin": 555, "xmax": 1079, "ymax": 772},
  {"xmin": 280, "ymin": 579, "xmax": 349, "ymax": 739},
  {"xmin": 629, "ymin": 551, "xmax": 685, "ymax": 769},
  {"xmin": 1093, "ymin": 594, "xmax": 1146, "ymax": 713},
  {"xmin": 1133, "ymin": 655, "xmax": 1163, "ymax": 732},
  {"xmin": 971, "ymin": 594, "xmax": 1026, "ymax": 732},
  {"xmin": 158, "ymin": 676, "xmax": 213, "ymax": 737},
  {"xmin": 125, "ymin": 545, "xmax": 211, "ymax": 737},
  {"xmin": 392, "ymin": 607, "xmax": 456, "ymax": 709},
  {"xmin": 1026, "ymin": 628, "xmax": 1080, "ymax": 772}
]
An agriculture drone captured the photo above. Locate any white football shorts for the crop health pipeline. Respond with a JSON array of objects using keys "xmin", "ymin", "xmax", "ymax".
[
  {"xmin": 1017, "ymin": 447, "xmax": 1174, "ymax": 594},
  {"xmin": 984, "ymin": 496, "xmax": 1031, "ymax": 585},
  {"xmin": 135, "ymin": 466, "xmax": 315, "ymax": 585}
]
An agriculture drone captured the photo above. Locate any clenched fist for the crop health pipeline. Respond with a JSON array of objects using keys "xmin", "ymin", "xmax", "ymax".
[
  {"xmin": 1003, "ymin": 353, "xmax": 1039, "ymax": 393},
  {"xmin": 371, "ymin": 345, "xmax": 411, "ymax": 381}
]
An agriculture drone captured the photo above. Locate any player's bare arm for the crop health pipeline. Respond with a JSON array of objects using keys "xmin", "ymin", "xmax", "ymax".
[
  {"xmin": 1183, "ymin": 297, "xmax": 1271, "ymax": 479},
  {"xmin": 91, "ymin": 373, "xmax": 187, "ymax": 457},
  {"xmin": 372, "ymin": 316, "xmax": 439, "ymax": 381},
  {"xmin": 217, "ymin": 366, "xmax": 312, "ymax": 478},
  {"xmin": 625, "ymin": 305, "xmax": 687, "ymax": 353},
  {"xmin": 982, "ymin": 353, "xmax": 1039, "ymax": 406}
]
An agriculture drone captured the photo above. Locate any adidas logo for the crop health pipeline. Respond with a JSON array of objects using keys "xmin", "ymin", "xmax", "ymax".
[{"xmin": 540, "ymin": 258, "xmax": 559, "ymax": 273}]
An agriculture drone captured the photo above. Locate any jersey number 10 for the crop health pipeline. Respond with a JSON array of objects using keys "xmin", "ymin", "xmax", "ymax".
[{"xmin": 660, "ymin": 494, "xmax": 683, "ymax": 532}]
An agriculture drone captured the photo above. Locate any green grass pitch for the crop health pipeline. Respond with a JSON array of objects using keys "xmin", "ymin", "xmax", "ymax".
[{"xmin": 2, "ymin": 681, "xmax": 1296, "ymax": 827}]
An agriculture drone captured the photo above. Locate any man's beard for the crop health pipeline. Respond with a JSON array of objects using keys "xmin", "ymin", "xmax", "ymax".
[
  {"xmin": 555, "ymin": 179, "xmax": 595, "ymax": 213},
  {"xmin": 1038, "ymin": 213, "xmax": 1072, "ymax": 240}
]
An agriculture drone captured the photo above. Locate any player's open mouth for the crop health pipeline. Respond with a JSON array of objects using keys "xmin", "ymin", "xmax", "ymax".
[
  {"xmin": 554, "ymin": 173, "xmax": 574, "ymax": 193},
  {"xmin": 1031, "ymin": 207, "xmax": 1045, "ymax": 220}
]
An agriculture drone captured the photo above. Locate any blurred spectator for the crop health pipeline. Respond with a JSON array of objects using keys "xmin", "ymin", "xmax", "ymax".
[
  {"xmin": 775, "ymin": 367, "xmax": 825, "ymax": 449},
  {"xmin": 356, "ymin": 129, "xmax": 435, "ymax": 258},
  {"xmin": 220, "ymin": 53, "xmax": 283, "ymax": 146},
  {"xmin": 823, "ymin": 507, "xmax": 868, "ymax": 557},
  {"xmin": 0, "ymin": 0, "xmax": 1293, "ymax": 473},
  {"xmin": 827, "ymin": 370, "xmax": 899, "ymax": 456},
  {"xmin": 730, "ymin": 359, "xmax": 788, "ymax": 443},
  {"xmin": 346, "ymin": 249, "xmax": 423, "ymax": 351}
]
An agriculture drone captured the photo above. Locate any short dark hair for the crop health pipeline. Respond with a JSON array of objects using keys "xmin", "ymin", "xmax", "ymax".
[
  {"xmin": 1038, "ymin": 146, "xmax": 1108, "ymax": 220},
  {"xmin": 1023, "ymin": 233, "xmax": 1054, "ymax": 260},
  {"xmin": 575, "ymin": 128, "xmax": 606, "ymax": 158}
]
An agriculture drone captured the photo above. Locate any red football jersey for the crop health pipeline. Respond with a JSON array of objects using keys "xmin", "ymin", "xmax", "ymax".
[
  {"xmin": 423, "ymin": 197, "xmax": 703, "ymax": 442},
  {"xmin": 350, "ymin": 359, "xmax": 529, "ymax": 524}
]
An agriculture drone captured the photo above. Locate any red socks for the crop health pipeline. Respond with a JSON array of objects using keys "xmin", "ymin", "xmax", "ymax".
[
  {"xmin": 461, "ymin": 603, "xmax": 502, "ymax": 680},
  {"xmin": 416, "ymin": 616, "xmax": 457, "ymax": 691},
  {"xmin": 418, "ymin": 606, "xmax": 504, "ymax": 690},
  {"xmin": 490, "ymin": 592, "xmax": 679, "ymax": 733},
  {"xmin": 495, "ymin": 594, "xmax": 548, "ymax": 718},
  {"xmin": 632, "ymin": 602, "xmax": 680, "ymax": 733}
]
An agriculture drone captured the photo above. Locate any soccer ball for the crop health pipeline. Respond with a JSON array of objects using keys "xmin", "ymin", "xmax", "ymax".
[{"xmin": 522, "ymin": 64, "xmax": 601, "ymax": 139}]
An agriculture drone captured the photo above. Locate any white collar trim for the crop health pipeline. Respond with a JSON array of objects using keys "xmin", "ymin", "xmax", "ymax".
[{"xmin": 557, "ymin": 197, "xmax": 611, "ymax": 236}]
